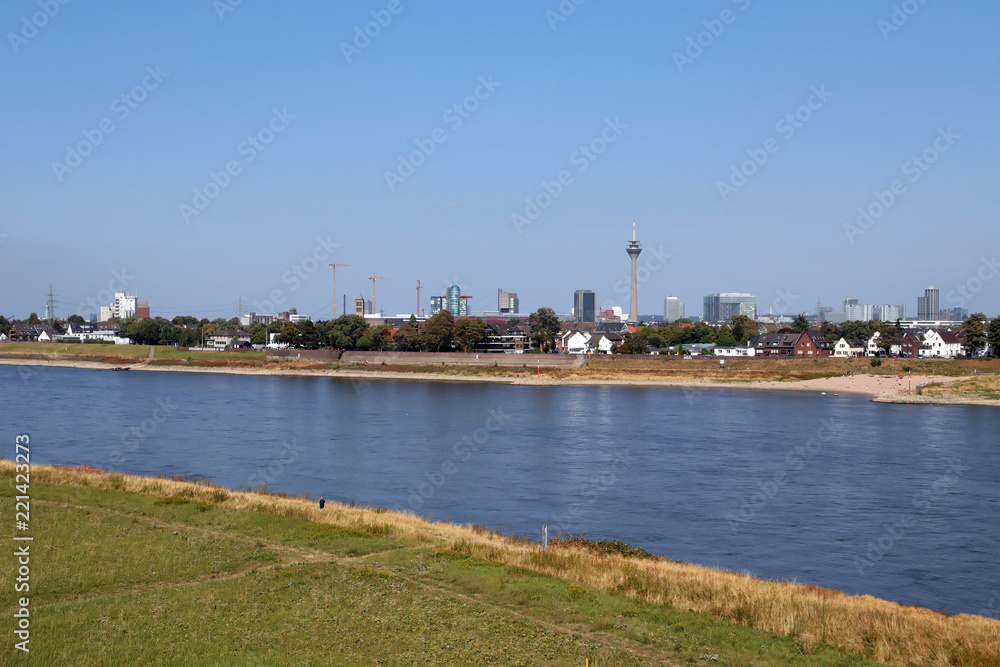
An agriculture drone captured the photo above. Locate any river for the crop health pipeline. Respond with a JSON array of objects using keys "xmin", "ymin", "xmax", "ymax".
[{"xmin": 4, "ymin": 364, "xmax": 998, "ymax": 617}]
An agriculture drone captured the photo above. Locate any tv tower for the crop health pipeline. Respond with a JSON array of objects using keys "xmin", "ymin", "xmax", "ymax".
[{"xmin": 626, "ymin": 219, "xmax": 642, "ymax": 322}]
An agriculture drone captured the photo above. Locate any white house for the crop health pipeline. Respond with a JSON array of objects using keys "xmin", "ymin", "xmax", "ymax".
[
  {"xmin": 833, "ymin": 338, "xmax": 866, "ymax": 357},
  {"xmin": 592, "ymin": 333, "xmax": 623, "ymax": 354},
  {"xmin": 207, "ymin": 329, "xmax": 252, "ymax": 349},
  {"xmin": 920, "ymin": 330, "xmax": 963, "ymax": 358},
  {"xmin": 65, "ymin": 322, "xmax": 122, "ymax": 343},
  {"xmin": 867, "ymin": 331, "xmax": 901, "ymax": 356},
  {"xmin": 714, "ymin": 346, "xmax": 756, "ymax": 357},
  {"xmin": 557, "ymin": 330, "xmax": 592, "ymax": 355}
]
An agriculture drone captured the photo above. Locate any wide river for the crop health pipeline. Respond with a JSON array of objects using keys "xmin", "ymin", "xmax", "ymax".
[{"xmin": 4, "ymin": 365, "xmax": 998, "ymax": 616}]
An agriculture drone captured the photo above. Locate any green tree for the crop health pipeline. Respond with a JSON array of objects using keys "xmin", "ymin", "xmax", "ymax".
[
  {"xmin": 66, "ymin": 314, "xmax": 86, "ymax": 327},
  {"xmin": 357, "ymin": 325, "xmax": 392, "ymax": 351},
  {"xmin": 408, "ymin": 314, "xmax": 417, "ymax": 327},
  {"xmin": 27, "ymin": 312, "xmax": 40, "ymax": 324},
  {"xmin": 730, "ymin": 315, "xmax": 754, "ymax": 345},
  {"xmin": 453, "ymin": 317, "xmax": 488, "ymax": 352},
  {"xmin": 714, "ymin": 325, "xmax": 736, "ymax": 347},
  {"xmin": 122, "ymin": 318, "xmax": 162, "ymax": 346},
  {"xmin": 419, "ymin": 310, "xmax": 455, "ymax": 352},
  {"xmin": 529, "ymin": 308, "xmax": 561, "ymax": 352},
  {"xmin": 791, "ymin": 314, "xmax": 810, "ymax": 333},
  {"xmin": 987, "ymin": 316, "xmax": 1000, "ymax": 356},
  {"xmin": 392, "ymin": 325, "xmax": 421, "ymax": 351},
  {"xmin": 963, "ymin": 313, "xmax": 989, "ymax": 357},
  {"xmin": 874, "ymin": 321, "xmax": 898, "ymax": 356},
  {"xmin": 172, "ymin": 315, "xmax": 199, "ymax": 326},
  {"xmin": 620, "ymin": 326, "xmax": 664, "ymax": 354},
  {"xmin": 325, "ymin": 315, "xmax": 369, "ymax": 349}
]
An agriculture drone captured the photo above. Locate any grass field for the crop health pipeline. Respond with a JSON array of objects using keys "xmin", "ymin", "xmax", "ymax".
[{"xmin": 3, "ymin": 463, "xmax": 998, "ymax": 665}]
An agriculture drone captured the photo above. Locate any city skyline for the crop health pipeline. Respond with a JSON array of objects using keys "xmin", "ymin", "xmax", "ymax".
[{"xmin": 3, "ymin": 2, "xmax": 999, "ymax": 320}]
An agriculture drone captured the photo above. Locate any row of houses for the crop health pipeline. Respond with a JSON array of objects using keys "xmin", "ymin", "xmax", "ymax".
[{"xmin": 714, "ymin": 329, "xmax": 976, "ymax": 359}]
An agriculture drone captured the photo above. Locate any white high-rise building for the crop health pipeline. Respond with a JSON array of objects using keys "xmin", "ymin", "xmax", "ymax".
[{"xmin": 663, "ymin": 296, "xmax": 685, "ymax": 322}]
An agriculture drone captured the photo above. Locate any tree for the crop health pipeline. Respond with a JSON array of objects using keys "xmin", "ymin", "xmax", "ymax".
[
  {"xmin": 987, "ymin": 316, "xmax": 1000, "ymax": 357},
  {"xmin": 453, "ymin": 317, "xmax": 488, "ymax": 352},
  {"xmin": 420, "ymin": 310, "xmax": 455, "ymax": 352},
  {"xmin": 408, "ymin": 314, "xmax": 417, "ymax": 327},
  {"xmin": 730, "ymin": 315, "xmax": 753, "ymax": 345},
  {"xmin": 506, "ymin": 317, "xmax": 522, "ymax": 326},
  {"xmin": 122, "ymin": 318, "xmax": 162, "ymax": 346},
  {"xmin": 172, "ymin": 315, "xmax": 199, "ymax": 326},
  {"xmin": 715, "ymin": 325, "xmax": 736, "ymax": 347},
  {"xmin": 325, "ymin": 315, "xmax": 368, "ymax": 349},
  {"xmin": 66, "ymin": 314, "xmax": 86, "ymax": 327},
  {"xmin": 963, "ymin": 313, "xmax": 988, "ymax": 357},
  {"xmin": 27, "ymin": 313, "xmax": 40, "ymax": 324},
  {"xmin": 392, "ymin": 325, "xmax": 421, "ymax": 351},
  {"xmin": 357, "ymin": 325, "xmax": 392, "ymax": 351},
  {"xmin": 529, "ymin": 308, "xmax": 561, "ymax": 352},
  {"xmin": 621, "ymin": 326, "xmax": 664, "ymax": 354},
  {"xmin": 791, "ymin": 314, "xmax": 810, "ymax": 333},
  {"xmin": 874, "ymin": 321, "xmax": 898, "ymax": 356}
]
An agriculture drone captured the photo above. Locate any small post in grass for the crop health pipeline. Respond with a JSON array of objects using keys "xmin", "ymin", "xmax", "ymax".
[{"xmin": 542, "ymin": 524, "xmax": 548, "ymax": 549}]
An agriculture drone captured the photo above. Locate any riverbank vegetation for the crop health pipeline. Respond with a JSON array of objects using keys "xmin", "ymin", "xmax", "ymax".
[{"xmin": 3, "ymin": 461, "xmax": 997, "ymax": 665}]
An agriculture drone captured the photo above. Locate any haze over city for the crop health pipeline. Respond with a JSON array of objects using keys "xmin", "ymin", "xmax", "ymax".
[{"xmin": 3, "ymin": 1, "xmax": 998, "ymax": 320}]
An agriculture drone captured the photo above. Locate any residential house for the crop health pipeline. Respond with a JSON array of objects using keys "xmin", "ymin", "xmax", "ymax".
[
  {"xmin": 207, "ymin": 329, "xmax": 251, "ymax": 349},
  {"xmin": 866, "ymin": 331, "xmax": 902, "ymax": 357},
  {"xmin": 9, "ymin": 323, "xmax": 57, "ymax": 342},
  {"xmin": 65, "ymin": 322, "xmax": 121, "ymax": 343},
  {"xmin": 556, "ymin": 330, "xmax": 592, "ymax": 355},
  {"xmin": 920, "ymin": 329, "xmax": 963, "ymax": 358},
  {"xmin": 714, "ymin": 346, "xmax": 756, "ymax": 357},
  {"xmin": 591, "ymin": 332, "xmax": 623, "ymax": 354},
  {"xmin": 748, "ymin": 333, "xmax": 799, "ymax": 356},
  {"xmin": 794, "ymin": 331, "xmax": 835, "ymax": 357},
  {"xmin": 833, "ymin": 338, "xmax": 866, "ymax": 357},
  {"xmin": 477, "ymin": 323, "xmax": 529, "ymax": 353}
]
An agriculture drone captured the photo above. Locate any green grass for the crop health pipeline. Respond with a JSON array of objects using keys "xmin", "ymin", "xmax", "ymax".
[{"xmin": 3, "ymin": 479, "xmax": 880, "ymax": 665}]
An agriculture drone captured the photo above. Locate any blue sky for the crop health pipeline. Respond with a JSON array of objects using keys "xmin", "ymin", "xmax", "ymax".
[{"xmin": 2, "ymin": 1, "xmax": 998, "ymax": 321}]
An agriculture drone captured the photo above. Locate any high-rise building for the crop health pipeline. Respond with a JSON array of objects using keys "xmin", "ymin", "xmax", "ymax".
[
  {"xmin": 625, "ymin": 221, "xmax": 642, "ymax": 322},
  {"xmin": 429, "ymin": 296, "xmax": 444, "ymax": 315},
  {"xmin": 498, "ymin": 289, "xmax": 518, "ymax": 314},
  {"xmin": 136, "ymin": 301, "xmax": 150, "ymax": 319},
  {"xmin": 703, "ymin": 293, "xmax": 756, "ymax": 323},
  {"xmin": 845, "ymin": 302, "xmax": 874, "ymax": 321},
  {"xmin": 573, "ymin": 290, "xmax": 596, "ymax": 322},
  {"xmin": 875, "ymin": 304, "xmax": 906, "ymax": 321},
  {"xmin": 446, "ymin": 285, "xmax": 461, "ymax": 316},
  {"xmin": 663, "ymin": 296, "xmax": 684, "ymax": 322},
  {"xmin": 917, "ymin": 286, "xmax": 940, "ymax": 320}
]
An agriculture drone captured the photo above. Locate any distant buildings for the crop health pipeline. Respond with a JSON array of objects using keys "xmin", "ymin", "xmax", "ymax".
[
  {"xmin": 573, "ymin": 290, "xmax": 596, "ymax": 322},
  {"xmin": 355, "ymin": 293, "xmax": 372, "ymax": 316},
  {"xmin": 663, "ymin": 296, "xmax": 684, "ymax": 322},
  {"xmin": 917, "ymin": 286, "xmax": 940, "ymax": 320},
  {"xmin": 98, "ymin": 292, "xmax": 146, "ymax": 321},
  {"xmin": 703, "ymin": 293, "xmax": 756, "ymax": 323},
  {"xmin": 498, "ymin": 289, "xmax": 518, "ymax": 314},
  {"xmin": 430, "ymin": 288, "xmax": 469, "ymax": 316}
]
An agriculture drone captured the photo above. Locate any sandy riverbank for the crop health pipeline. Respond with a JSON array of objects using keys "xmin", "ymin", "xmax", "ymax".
[{"xmin": 3, "ymin": 357, "xmax": 993, "ymax": 405}]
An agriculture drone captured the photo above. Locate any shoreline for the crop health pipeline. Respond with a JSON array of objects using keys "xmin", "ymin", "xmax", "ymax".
[{"xmin": 2, "ymin": 356, "xmax": 993, "ymax": 406}]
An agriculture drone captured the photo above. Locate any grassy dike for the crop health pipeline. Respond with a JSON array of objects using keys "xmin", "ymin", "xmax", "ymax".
[{"xmin": 3, "ymin": 463, "xmax": 998, "ymax": 665}]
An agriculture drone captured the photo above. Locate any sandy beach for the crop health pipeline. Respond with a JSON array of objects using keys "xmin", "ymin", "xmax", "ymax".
[{"xmin": 3, "ymin": 357, "xmax": 992, "ymax": 406}]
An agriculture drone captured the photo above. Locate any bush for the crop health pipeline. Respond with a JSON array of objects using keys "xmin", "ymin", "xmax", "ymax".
[{"xmin": 870, "ymin": 357, "xmax": 882, "ymax": 367}]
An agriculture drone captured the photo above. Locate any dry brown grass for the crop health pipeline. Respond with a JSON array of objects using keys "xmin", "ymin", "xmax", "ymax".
[{"xmin": 6, "ymin": 459, "xmax": 998, "ymax": 666}]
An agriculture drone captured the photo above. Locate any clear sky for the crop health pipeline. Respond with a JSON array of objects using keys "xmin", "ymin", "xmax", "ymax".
[{"xmin": 3, "ymin": 1, "xmax": 998, "ymax": 321}]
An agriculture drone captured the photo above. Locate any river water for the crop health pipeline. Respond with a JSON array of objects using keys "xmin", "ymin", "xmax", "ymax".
[{"xmin": 4, "ymin": 364, "xmax": 998, "ymax": 616}]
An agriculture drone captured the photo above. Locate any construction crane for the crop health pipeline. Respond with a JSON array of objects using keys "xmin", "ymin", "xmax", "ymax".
[
  {"xmin": 328, "ymin": 263, "xmax": 350, "ymax": 320},
  {"xmin": 368, "ymin": 276, "xmax": 390, "ymax": 316},
  {"xmin": 416, "ymin": 280, "xmax": 422, "ymax": 319}
]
